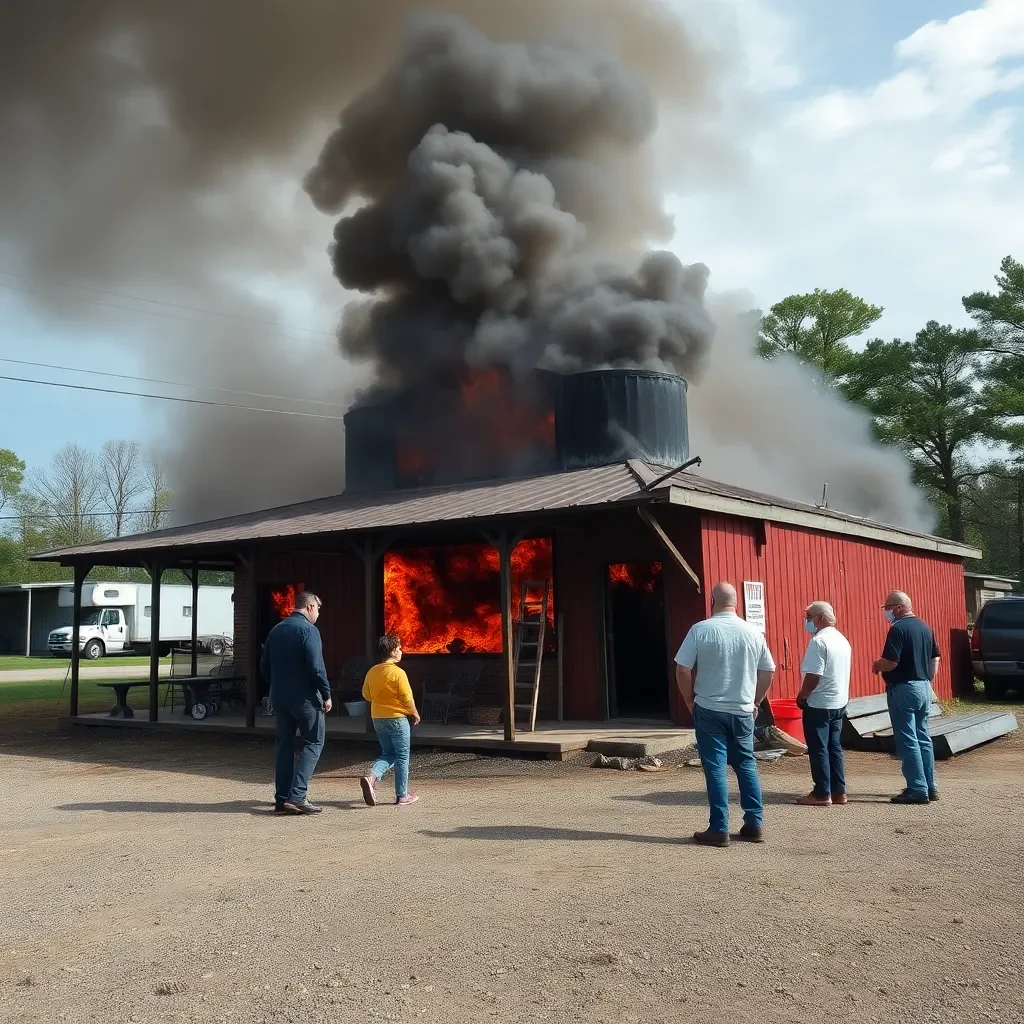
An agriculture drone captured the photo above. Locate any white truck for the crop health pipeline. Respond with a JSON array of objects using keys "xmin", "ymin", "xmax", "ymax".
[{"xmin": 47, "ymin": 582, "xmax": 234, "ymax": 660}]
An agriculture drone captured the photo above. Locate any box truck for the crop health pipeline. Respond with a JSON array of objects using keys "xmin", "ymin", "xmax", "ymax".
[{"xmin": 47, "ymin": 582, "xmax": 234, "ymax": 660}]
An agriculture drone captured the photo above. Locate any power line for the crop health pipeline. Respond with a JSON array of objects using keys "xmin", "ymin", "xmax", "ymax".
[
  {"xmin": 0, "ymin": 280, "xmax": 340, "ymax": 351},
  {"xmin": 0, "ymin": 268, "xmax": 338, "ymax": 338},
  {"xmin": 0, "ymin": 509, "xmax": 172, "ymax": 521},
  {"xmin": 0, "ymin": 373, "xmax": 348, "ymax": 419},
  {"xmin": 0, "ymin": 357, "xmax": 349, "ymax": 410}
]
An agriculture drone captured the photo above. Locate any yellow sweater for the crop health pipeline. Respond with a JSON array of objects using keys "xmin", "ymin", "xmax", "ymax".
[{"xmin": 362, "ymin": 662, "xmax": 417, "ymax": 719}]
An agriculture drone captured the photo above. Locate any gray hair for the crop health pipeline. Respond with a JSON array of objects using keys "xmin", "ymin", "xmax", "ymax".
[
  {"xmin": 806, "ymin": 600, "xmax": 836, "ymax": 626},
  {"xmin": 294, "ymin": 591, "xmax": 321, "ymax": 611},
  {"xmin": 886, "ymin": 590, "xmax": 912, "ymax": 611}
]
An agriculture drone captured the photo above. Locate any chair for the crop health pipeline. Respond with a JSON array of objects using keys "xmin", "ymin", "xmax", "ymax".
[{"xmin": 420, "ymin": 660, "xmax": 483, "ymax": 725}]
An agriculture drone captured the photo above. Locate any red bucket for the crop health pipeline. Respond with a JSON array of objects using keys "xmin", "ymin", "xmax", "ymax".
[{"xmin": 768, "ymin": 698, "xmax": 805, "ymax": 743}]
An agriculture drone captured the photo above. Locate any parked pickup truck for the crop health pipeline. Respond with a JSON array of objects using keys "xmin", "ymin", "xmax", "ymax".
[
  {"xmin": 47, "ymin": 581, "xmax": 234, "ymax": 660},
  {"xmin": 971, "ymin": 596, "xmax": 1024, "ymax": 699}
]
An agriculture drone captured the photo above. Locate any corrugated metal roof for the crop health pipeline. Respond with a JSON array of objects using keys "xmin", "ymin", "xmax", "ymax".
[{"xmin": 31, "ymin": 460, "xmax": 981, "ymax": 562}]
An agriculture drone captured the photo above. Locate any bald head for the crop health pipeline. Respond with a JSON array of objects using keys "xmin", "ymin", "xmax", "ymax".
[
  {"xmin": 712, "ymin": 582, "xmax": 738, "ymax": 612},
  {"xmin": 885, "ymin": 591, "xmax": 912, "ymax": 613}
]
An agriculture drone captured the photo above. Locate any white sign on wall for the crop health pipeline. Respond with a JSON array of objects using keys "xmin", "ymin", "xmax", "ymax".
[{"xmin": 743, "ymin": 581, "xmax": 767, "ymax": 633}]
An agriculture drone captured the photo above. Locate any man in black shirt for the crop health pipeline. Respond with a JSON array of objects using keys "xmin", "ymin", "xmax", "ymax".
[{"xmin": 872, "ymin": 590, "xmax": 940, "ymax": 804}]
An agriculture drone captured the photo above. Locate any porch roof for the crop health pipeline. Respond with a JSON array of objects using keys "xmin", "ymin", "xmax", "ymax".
[{"xmin": 31, "ymin": 459, "xmax": 981, "ymax": 564}]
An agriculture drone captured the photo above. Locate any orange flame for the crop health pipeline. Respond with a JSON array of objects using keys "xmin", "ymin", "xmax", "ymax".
[
  {"xmin": 270, "ymin": 583, "xmax": 306, "ymax": 619},
  {"xmin": 608, "ymin": 562, "xmax": 662, "ymax": 593},
  {"xmin": 384, "ymin": 539, "xmax": 554, "ymax": 653}
]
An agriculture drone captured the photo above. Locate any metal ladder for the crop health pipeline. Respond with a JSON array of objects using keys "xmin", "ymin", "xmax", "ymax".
[{"xmin": 513, "ymin": 579, "xmax": 550, "ymax": 732}]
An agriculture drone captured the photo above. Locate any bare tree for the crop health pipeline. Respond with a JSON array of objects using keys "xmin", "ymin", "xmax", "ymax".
[
  {"xmin": 141, "ymin": 452, "xmax": 172, "ymax": 532},
  {"xmin": 31, "ymin": 444, "xmax": 103, "ymax": 547},
  {"xmin": 100, "ymin": 439, "xmax": 145, "ymax": 537}
]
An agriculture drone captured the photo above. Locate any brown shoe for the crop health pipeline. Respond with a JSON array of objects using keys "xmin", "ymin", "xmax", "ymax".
[
  {"xmin": 831, "ymin": 792, "xmax": 848, "ymax": 805},
  {"xmin": 693, "ymin": 829, "xmax": 730, "ymax": 848},
  {"xmin": 736, "ymin": 824, "xmax": 765, "ymax": 843},
  {"xmin": 795, "ymin": 792, "xmax": 831, "ymax": 806}
]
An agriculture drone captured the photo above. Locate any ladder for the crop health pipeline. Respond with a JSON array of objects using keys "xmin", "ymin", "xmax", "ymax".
[{"xmin": 513, "ymin": 579, "xmax": 550, "ymax": 732}]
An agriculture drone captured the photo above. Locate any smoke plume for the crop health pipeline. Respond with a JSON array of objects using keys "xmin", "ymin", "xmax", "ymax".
[{"xmin": 0, "ymin": 2, "xmax": 931, "ymax": 530}]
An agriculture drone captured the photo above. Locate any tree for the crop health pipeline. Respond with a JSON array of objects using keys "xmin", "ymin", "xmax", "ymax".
[
  {"xmin": 100, "ymin": 439, "xmax": 145, "ymax": 537},
  {"xmin": 141, "ymin": 452, "xmax": 172, "ymax": 532},
  {"xmin": 962, "ymin": 463, "xmax": 1024, "ymax": 582},
  {"xmin": 841, "ymin": 322, "xmax": 993, "ymax": 543},
  {"xmin": 0, "ymin": 448, "xmax": 25, "ymax": 516},
  {"xmin": 963, "ymin": 255, "xmax": 1024, "ymax": 356},
  {"xmin": 30, "ymin": 443, "xmax": 104, "ymax": 548},
  {"xmin": 757, "ymin": 288, "xmax": 884, "ymax": 377}
]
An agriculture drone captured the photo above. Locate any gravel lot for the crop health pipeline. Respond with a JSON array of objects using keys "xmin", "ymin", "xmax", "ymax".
[{"xmin": 0, "ymin": 706, "xmax": 1022, "ymax": 1024}]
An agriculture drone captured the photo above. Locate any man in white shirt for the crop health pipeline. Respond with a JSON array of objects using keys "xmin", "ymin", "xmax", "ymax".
[
  {"xmin": 675, "ymin": 582, "xmax": 776, "ymax": 848},
  {"xmin": 794, "ymin": 600, "xmax": 852, "ymax": 807}
]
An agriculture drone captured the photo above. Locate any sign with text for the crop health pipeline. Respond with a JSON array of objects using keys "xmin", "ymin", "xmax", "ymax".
[{"xmin": 743, "ymin": 581, "xmax": 766, "ymax": 633}]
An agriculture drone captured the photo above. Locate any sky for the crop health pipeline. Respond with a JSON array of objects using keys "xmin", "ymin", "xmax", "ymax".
[{"xmin": 1, "ymin": 0, "xmax": 1022, "ymax": 479}]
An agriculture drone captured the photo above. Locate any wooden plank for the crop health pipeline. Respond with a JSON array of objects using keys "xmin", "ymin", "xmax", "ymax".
[
  {"xmin": 845, "ymin": 693, "xmax": 889, "ymax": 719},
  {"xmin": 636, "ymin": 507, "xmax": 701, "ymax": 592},
  {"xmin": 938, "ymin": 712, "xmax": 1018, "ymax": 757},
  {"xmin": 864, "ymin": 704, "xmax": 943, "ymax": 737}
]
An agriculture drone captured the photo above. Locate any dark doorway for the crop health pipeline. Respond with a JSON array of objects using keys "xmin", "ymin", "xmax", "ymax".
[{"xmin": 606, "ymin": 562, "xmax": 669, "ymax": 718}]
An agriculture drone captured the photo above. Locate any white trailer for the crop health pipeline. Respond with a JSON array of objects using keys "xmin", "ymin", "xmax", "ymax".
[{"xmin": 47, "ymin": 582, "xmax": 234, "ymax": 660}]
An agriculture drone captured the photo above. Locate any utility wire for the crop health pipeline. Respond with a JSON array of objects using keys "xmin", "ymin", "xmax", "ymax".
[
  {"xmin": 0, "ymin": 268, "xmax": 337, "ymax": 338},
  {"xmin": 0, "ymin": 509, "xmax": 173, "ymax": 521},
  {"xmin": 0, "ymin": 373, "xmax": 348, "ymax": 419},
  {"xmin": 0, "ymin": 357, "xmax": 349, "ymax": 409}
]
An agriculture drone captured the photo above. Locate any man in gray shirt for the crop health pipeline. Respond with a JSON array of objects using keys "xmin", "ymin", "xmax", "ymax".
[{"xmin": 675, "ymin": 582, "xmax": 777, "ymax": 847}]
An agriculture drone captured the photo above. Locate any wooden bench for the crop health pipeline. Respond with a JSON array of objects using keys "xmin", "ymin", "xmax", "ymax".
[{"xmin": 842, "ymin": 692, "xmax": 1018, "ymax": 759}]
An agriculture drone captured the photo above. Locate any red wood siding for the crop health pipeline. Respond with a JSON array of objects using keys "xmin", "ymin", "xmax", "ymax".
[{"xmin": 700, "ymin": 514, "xmax": 969, "ymax": 700}]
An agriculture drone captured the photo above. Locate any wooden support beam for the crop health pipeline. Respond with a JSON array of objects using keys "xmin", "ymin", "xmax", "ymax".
[
  {"xmin": 190, "ymin": 559, "xmax": 200, "ymax": 677},
  {"xmin": 637, "ymin": 506, "xmax": 701, "ymax": 593},
  {"xmin": 481, "ymin": 527, "xmax": 525, "ymax": 744},
  {"xmin": 144, "ymin": 560, "xmax": 163, "ymax": 724},
  {"xmin": 69, "ymin": 563, "xmax": 90, "ymax": 717},
  {"xmin": 238, "ymin": 549, "xmax": 259, "ymax": 729}
]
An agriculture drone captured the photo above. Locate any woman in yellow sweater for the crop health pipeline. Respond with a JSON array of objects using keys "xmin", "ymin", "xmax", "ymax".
[{"xmin": 359, "ymin": 633, "xmax": 421, "ymax": 806}]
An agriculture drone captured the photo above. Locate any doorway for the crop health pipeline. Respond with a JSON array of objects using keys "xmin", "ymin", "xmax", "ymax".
[{"xmin": 605, "ymin": 561, "xmax": 669, "ymax": 718}]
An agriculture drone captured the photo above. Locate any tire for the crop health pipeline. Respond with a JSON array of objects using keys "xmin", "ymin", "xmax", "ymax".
[
  {"xmin": 983, "ymin": 678, "xmax": 1008, "ymax": 700},
  {"xmin": 208, "ymin": 638, "xmax": 226, "ymax": 657},
  {"xmin": 190, "ymin": 702, "xmax": 208, "ymax": 720},
  {"xmin": 83, "ymin": 639, "xmax": 105, "ymax": 661}
]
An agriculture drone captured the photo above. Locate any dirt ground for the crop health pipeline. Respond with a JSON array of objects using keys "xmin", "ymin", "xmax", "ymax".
[{"xmin": 1, "ymin": 705, "xmax": 1022, "ymax": 1024}]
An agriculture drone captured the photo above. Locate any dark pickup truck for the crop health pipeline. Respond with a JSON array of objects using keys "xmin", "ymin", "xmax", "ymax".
[{"xmin": 972, "ymin": 596, "xmax": 1024, "ymax": 699}]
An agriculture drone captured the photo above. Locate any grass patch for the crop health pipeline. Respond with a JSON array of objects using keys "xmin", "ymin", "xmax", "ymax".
[
  {"xmin": 0, "ymin": 676, "xmax": 155, "ymax": 712},
  {"xmin": 0, "ymin": 654, "xmax": 166, "ymax": 672}
]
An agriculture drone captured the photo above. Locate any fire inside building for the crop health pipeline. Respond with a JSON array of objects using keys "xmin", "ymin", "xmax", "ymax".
[{"xmin": 35, "ymin": 367, "xmax": 980, "ymax": 752}]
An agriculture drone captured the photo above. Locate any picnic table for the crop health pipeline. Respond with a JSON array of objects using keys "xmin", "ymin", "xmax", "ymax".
[
  {"xmin": 96, "ymin": 681, "xmax": 149, "ymax": 719},
  {"xmin": 167, "ymin": 674, "xmax": 246, "ymax": 720}
]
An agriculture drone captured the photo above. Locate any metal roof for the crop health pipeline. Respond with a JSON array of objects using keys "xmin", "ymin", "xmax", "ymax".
[{"xmin": 30, "ymin": 460, "xmax": 981, "ymax": 563}]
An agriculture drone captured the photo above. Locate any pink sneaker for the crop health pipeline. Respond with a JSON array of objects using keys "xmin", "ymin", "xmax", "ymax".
[
  {"xmin": 359, "ymin": 775, "xmax": 377, "ymax": 807},
  {"xmin": 396, "ymin": 794, "xmax": 419, "ymax": 806}
]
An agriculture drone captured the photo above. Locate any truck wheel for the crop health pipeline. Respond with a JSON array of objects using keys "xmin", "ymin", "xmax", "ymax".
[
  {"xmin": 83, "ymin": 639, "xmax": 105, "ymax": 660},
  {"xmin": 209, "ymin": 638, "xmax": 226, "ymax": 657},
  {"xmin": 983, "ymin": 678, "xmax": 1007, "ymax": 700}
]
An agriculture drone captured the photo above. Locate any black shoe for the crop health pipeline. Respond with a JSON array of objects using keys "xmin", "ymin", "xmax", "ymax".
[
  {"xmin": 928, "ymin": 790, "xmax": 939, "ymax": 802},
  {"xmin": 285, "ymin": 800, "xmax": 322, "ymax": 814},
  {"xmin": 693, "ymin": 829, "xmax": 730, "ymax": 848},
  {"xmin": 737, "ymin": 824, "xmax": 765, "ymax": 843},
  {"xmin": 890, "ymin": 790, "xmax": 929, "ymax": 805},
  {"xmin": 274, "ymin": 800, "xmax": 301, "ymax": 815}
]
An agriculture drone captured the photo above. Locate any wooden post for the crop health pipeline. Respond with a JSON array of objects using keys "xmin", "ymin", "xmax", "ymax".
[
  {"xmin": 24, "ymin": 587, "xmax": 32, "ymax": 657},
  {"xmin": 69, "ymin": 563, "xmax": 89, "ymax": 717},
  {"xmin": 245, "ymin": 549, "xmax": 259, "ymax": 729},
  {"xmin": 363, "ymin": 542, "xmax": 377, "ymax": 661},
  {"xmin": 190, "ymin": 559, "xmax": 200, "ymax": 677},
  {"xmin": 147, "ymin": 561, "xmax": 163, "ymax": 723},
  {"xmin": 498, "ymin": 532, "xmax": 516, "ymax": 743}
]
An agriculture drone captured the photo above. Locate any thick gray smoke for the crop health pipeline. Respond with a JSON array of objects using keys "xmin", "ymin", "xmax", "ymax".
[
  {"xmin": 0, "ymin": 2, "xmax": 930, "ymax": 531},
  {"xmin": 306, "ymin": 15, "xmax": 714, "ymax": 392}
]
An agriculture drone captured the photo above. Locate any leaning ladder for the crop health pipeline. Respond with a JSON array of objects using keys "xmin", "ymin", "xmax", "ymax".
[{"xmin": 513, "ymin": 579, "xmax": 550, "ymax": 732}]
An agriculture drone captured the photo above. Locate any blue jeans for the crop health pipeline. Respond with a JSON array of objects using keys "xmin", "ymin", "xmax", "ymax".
[
  {"xmin": 693, "ymin": 705, "xmax": 763, "ymax": 833},
  {"xmin": 887, "ymin": 681, "xmax": 936, "ymax": 797},
  {"xmin": 370, "ymin": 717, "xmax": 412, "ymax": 800},
  {"xmin": 802, "ymin": 706, "xmax": 846, "ymax": 798},
  {"xmin": 274, "ymin": 699, "xmax": 326, "ymax": 804}
]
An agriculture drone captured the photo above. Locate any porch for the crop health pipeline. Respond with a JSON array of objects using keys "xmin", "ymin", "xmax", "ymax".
[{"xmin": 70, "ymin": 707, "xmax": 695, "ymax": 760}]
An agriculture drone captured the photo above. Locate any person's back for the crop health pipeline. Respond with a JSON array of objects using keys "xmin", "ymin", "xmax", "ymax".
[
  {"xmin": 881, "ymin": 615, "xmax": 938, "ymax": 687},
  {"xmin": 685, "ymin": 612, "xmax": 774, "ymax": 715},
  {"xmin": 263, "ymin": 612, "xmax": 328, "ymax": 709},
  {"xmin": 362, "ymin": 661, "xmax": 416, "ymax": 719}
]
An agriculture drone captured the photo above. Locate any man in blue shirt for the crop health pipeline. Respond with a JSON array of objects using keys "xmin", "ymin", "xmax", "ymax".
[
  {"xmin": 872, "ymin": 590, "xmax": 940, "ymax": 805},
  {"xmin": 260, "ymin": 591, "xmax": 332, "ymax": 814}
]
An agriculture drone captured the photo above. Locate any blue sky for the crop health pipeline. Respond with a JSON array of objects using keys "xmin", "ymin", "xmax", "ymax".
[{"xmin": 2, "ymin": 0, "xmax": 1022, "ymax": 485}]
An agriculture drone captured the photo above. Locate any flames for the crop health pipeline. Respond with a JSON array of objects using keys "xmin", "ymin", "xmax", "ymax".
[
  {"xmin": 395, "ymin": 367, "xmax": 555, "ymax": 487},
  {"xmin": 384, "ymin": 538, "xmax": 554, "ymax": 654},
  {"xmin": 608, "ymin": 562, "xmax": 662, "ymax": 592},
  {"xmin": 270, "ymin": 583, "xmax": 306, "ymax": 619}
]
